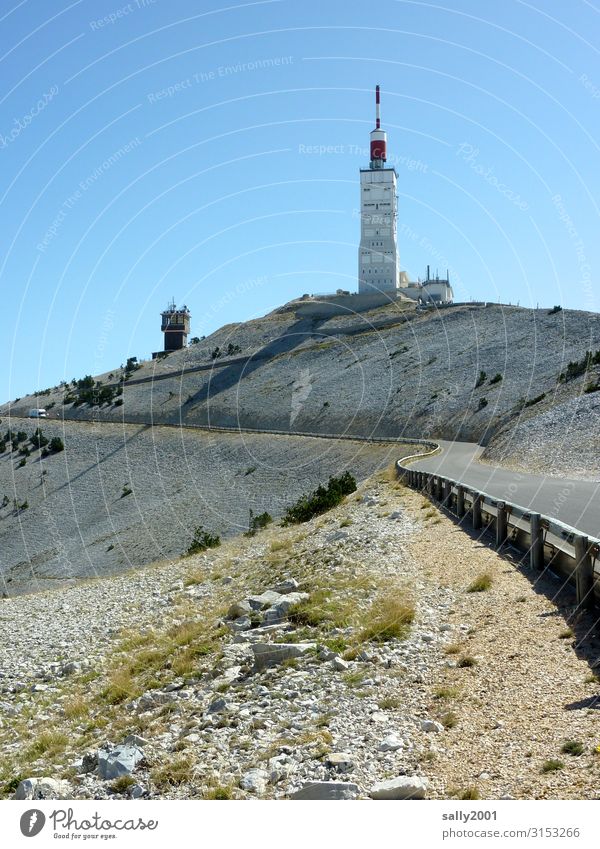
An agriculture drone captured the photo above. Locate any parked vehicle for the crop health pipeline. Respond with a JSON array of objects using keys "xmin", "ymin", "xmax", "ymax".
[{"xmin": 28, "ymin": 409, "xmax": 48, "ymax": 418}]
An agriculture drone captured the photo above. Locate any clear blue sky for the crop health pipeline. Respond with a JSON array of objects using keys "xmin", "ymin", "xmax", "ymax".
[{"xmin": 1, "ymin": 0, "xmax": 599, "ymax": 401}]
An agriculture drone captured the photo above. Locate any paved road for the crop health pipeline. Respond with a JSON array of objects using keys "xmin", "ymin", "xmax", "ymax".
[{"xmin": 408, "ymin": 440, "xmax": 600, "ymax": 540}]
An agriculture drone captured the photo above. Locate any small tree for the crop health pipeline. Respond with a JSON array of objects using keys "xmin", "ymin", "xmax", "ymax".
[
  {"xmin": 186, "ymin": 526, "xmax": 221, "ymax": 555},
  {"xmin": 245, "ymin": 510, "xmax": 273, "ymax": 536},
  {"xmin": 49, "ymin": 437, "xmax": 64, "ymax": 453}
]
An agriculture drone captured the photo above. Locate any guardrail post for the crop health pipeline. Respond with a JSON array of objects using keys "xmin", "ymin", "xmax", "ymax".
[
  {"xmin": 496, "ymin": 502, "xmax": 507, "ymax": 548},
  {"xmin": 530, "ymin": 513, "xmax": 543, "ymax": 570},
  {"xmin": 428, "ymin": 474, "xmax": 435, "ymax": 498},
  {"xmin": 472, "ymin": 494, "xmax": 482, "ymax": 530},
  {"xmin": 443, "ymin": 478, "xmax": 451, "ymax": 505},
  {"xmin": 456, "ymin": 485, "xmax": 465, "ymax": 518},
  {"xmin": 574, "ymin": 535, "xmax": 595, "ymax": 611},
  {"xmin": 435, "ymin": 476, "xmax": 443, "ymax": 502}
]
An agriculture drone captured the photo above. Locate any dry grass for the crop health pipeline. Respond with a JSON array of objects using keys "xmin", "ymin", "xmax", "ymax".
[
  {"xmin": 358, "ymin": 591, "xmax": 415, "ymax": 643},
  {"xmin": 467, "ymin": 573, "xmax": 493, "ymax": 593},
  {"xmin": 25, "ymin": 730, "xmax": 69, "ymax": 760},
  {"xmin": 151, "ymin": 756, "xmax": 196, "ymax": 790}
]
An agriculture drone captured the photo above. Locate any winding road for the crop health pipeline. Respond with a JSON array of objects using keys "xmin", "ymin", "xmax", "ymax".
[{"xmin": 408, "ymin": 440, "xmax": 600, "ymax": 539}]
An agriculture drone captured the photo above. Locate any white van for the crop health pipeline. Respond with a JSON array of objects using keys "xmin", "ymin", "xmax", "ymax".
[{"xmin": 28, "ymin": 409, "xmax": 48, "ymax": 418}]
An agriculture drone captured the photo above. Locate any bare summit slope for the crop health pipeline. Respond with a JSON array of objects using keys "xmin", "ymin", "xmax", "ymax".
[
  {"xmin": 0, "ymin": 419, "xmax": 397, "ymax": 595},
  {"xmin": 2, "ymin": 301, "xmax": 599, "ymax": 475}
]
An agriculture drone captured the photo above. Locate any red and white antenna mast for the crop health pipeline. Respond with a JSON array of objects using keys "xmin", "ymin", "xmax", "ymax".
[{"xmin": 370, "ymin": 84, "xmax": 387, "ymax": 168}]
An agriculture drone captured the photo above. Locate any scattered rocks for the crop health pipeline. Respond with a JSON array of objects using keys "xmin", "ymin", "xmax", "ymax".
[{"xmin": 14, "ymin": 778, "xmax": 72, "ymax": 800}]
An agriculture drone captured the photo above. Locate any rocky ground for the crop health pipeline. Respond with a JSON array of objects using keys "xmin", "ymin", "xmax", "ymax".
[
  {"xmin": 482, "ymin": 389, "xmax": 600, "ymax": 481},
  {"xmin": 1, "ymin": 469, "xmax": 599, "ymax": 801},
  {"xmin": 0, "ymin": 418, "xmax": 398, "ymax": 595},
  {"xmin": 3, "ymin": 303, "xmax": 599, "ymax": 457}
]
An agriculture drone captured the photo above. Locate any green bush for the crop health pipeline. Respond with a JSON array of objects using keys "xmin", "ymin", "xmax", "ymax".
[
  {"xmin": 559, "ymin": 350, "xmax": 600, "ymax": 383},
  {"xmin": 282, "ymin": 472, "xmax": 357, "ymax": 525},
  {"xmin": 245, "ymin": 510, "xmax": 273, "ymax": 536},
  {"xmin": 477, "ymin": 397, "xmax": 488, "ymax": 410},
  {"xmin": 30, "ymin": 429, "xmax": 49, "ymax": 449},
  {"xmin": 524, "ymin": 393, "xmax": 546, "ymax": 408},
  {"xmin": 548, "ymin": 305, "xmax": 562, "ymax": 315},
  {"xmin": 186, "ymin": 526, "xmax": 221, "ymax": 555},
  {"xmin": 489, "ymin": 373, "xmax": 503, "ymax": 385},
  {"xmin": 475, "ymin": 370, "xmax": 486, "ymax": 388},
  {"xmin": 49, "ymin": 437, "xmax": 64, "ymax": 453}
]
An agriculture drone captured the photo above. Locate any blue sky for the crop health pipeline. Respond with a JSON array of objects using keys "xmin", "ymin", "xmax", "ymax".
[{"xmin": 1, "ymin": 0, "xmax": 599, "ymax": 400}]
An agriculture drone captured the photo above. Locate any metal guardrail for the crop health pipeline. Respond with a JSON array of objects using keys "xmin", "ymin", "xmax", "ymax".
[{"xmin": 396, "ymin": 460, "xmax": 600, "ymax": 611}]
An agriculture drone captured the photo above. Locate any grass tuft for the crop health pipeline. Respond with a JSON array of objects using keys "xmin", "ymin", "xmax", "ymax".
[{"xmin": 467, "ymin": 573, "xmax": 493, "ymax": 593}]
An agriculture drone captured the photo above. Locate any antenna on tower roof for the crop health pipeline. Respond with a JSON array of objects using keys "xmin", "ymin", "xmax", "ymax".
[{"xmin": 375, "ymin": 84, "xmax": 381, "ymax": 129}]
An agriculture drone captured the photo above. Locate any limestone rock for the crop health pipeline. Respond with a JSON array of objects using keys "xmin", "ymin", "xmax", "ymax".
[
  {"xmin": 326, "ymin": 752, "xmax": 354, "ymax": 773},
  {"xmin": 289, "ymin": 781, "xmax": 360, "ymax": 800},
  {"xmin": 370, "ymin": 776, "xmax": 428, "ymax": 800},
  {"xmin": 420, "ymin": 719, "xmax": 443, "ymax": 733},
  {"xmin": 247, "ymin": 591, "xmax": 282, "ymax": 610},
  {"xmin": 273, "ymin": 578, "xmax": 299, "ymax": 594},
  {"xmin": 227, "ymin": 600, "xmax": 252, "ymax": 619},
  {"xmin": 97, "ymin": 743, "xmax": 145, "ymax": 780},
  {"xmin": 240, "ymin": 768, "xmax": 268, "ymax": 794},
  {"xmin": 251, "ymin": 642, "xmax": 315, "ymax": 669},
  {"xmin": 378, "ymin": 734, "xmax": 403, "ymax": 752}
]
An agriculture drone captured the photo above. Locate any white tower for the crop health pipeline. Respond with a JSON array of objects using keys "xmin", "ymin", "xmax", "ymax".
[{"xmin": 358, "ymin": 86, "xmax": 400, "ymax": 294}]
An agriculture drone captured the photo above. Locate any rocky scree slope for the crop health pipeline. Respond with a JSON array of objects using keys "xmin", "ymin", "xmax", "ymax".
[
  {"xmin": 1, "ymin": 472, "xmax": 599, "ymax": 801},
  {"xmin": 3, "ymin": 301, "xmax": 599, "ymax": 476},
  {"xmin": 0, "ymin": 418, "xmax": 398, "ymax": 595}
]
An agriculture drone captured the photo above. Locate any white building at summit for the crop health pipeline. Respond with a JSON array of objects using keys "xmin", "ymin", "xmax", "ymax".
[{"xmin": 358, "ymin": 85, "xmax": 400, "ymax": 295}]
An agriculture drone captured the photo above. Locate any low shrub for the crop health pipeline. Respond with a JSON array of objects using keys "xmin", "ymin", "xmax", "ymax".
[
  {"xmin": 186, "ymin": 526, "xmax": 221, "ymax": 555},
  {"xmin": 282, "ymin": 472, "xmax": 357, "ymax": 525},
  {"xmin": 245, "ymin": 510, "xmax": 272, "ymax": 536}
]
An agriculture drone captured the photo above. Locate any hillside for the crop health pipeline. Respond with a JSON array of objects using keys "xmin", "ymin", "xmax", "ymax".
[
  {"xmin": 0, "ymin": 418, "xmax": 397, "ymax": 596},
  {"xmin": 2, "ymin": 301, "xmax": 599, "ymax": 479},
  {"xmin": 2, "ymin": 471, "xmax": 599, "ymax": 801}
]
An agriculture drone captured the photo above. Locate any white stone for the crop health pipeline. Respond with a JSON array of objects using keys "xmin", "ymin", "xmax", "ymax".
[
  {"xmin": 251, "ymin": 642, "xmax": 315, "ymax": 668},
  {"xmin": 272, "ymin": 578, "xmax": 299, "ymax": 594},
  {"xmin": 420, "ymin": 719, "xmax": 443, "ymax": 733},
  {"xmin": 370, "ymin": 775, "xmax": 428, "ymax": 800},
  {"xmin": 240, "ymin": 768, "xmax": 268, "ymax": 794},
  {"xmin": 289, "ymin": 781, "xmax": 360, "ymax": 800},
  {"xmin": 332, "ymin": 656, "xmax": 349, "ymax": 671},
  {"xmin": 378, "ymin": 734, "xmax": 403, "ymax": 752}
]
